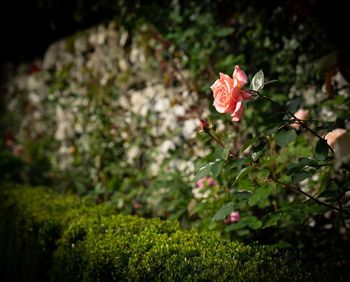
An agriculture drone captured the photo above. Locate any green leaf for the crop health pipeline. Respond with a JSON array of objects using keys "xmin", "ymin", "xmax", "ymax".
[
  {"xmin": 264, "ymin": 126, "xmax": 279, "ymax": 135},
  {"xmin": 222, "ymin": 144, "xmax": 231, "ymax": 160},
  {"xmin": 231, "ymin": 191, "xmax": 251, "ymax": 201},
  {"xmin": 257, "ymin": 169, "xmax": 270, "ymax": 183},
  {"xmin": 315, "ymin": 139, "xmax": 329, "ymax": 161},
  {"xmin": 250, "ymin": 70, "xmax": 264, "ymax": 92},
  {"xmin": 287, "ymin": 163, "xmax": 303, "ymax": 175},
  {"xmin": 275, "ymin": 130, "xmax": 297, "ymax": 147},
  {"xmin": 263, "ymin": 213, "xmax": 282, "ymax": 228},
  {"xmin": 248, "ymin": 217, "xmax": 263, "ymax": 229},
  {"xmin": 237, "ymin": 179, "xmax": 255, "ymax": 192},
  {"xmin": 216, "ymin": 27, "xmax": 234, "ymax": 37},
  {"xmin": 298, "ymin": 157, "xmax": 319, "ymax": 167},
  {"xmin": 287, "ymin": 98, "xmax": 301, "ymax": 113},
  {"xmin": 269, "ymin": 240, "xmax": 292, "ymax": 249},
  {"xmin": 235, "ymin": 167, "xmax": 253, "ymax": 182},
  {"xmin": 248, "ymin": 185, "xmax": 273, "ymax": 206},
  {"xmin": 226, "ymin": 216, "xmax": 262, "ymax": 231},
  {"xmin": 240, "ymin": 137, "xmax": 258, "ymax": 153},
  {"xmin": 212, "ymin": 202, "xmax": 235, "ymax": 221},
  {"xmin": 211, "ymin": 160, "xmax": 224, "ymax": 177},
  {"xmin": 291, "ymin": 172, "xmax": 313, "ymax": 184},
  {"xmin": 252, "ymin": 141, "xmax": 266, "ymax": 161},
  {"xmin": 225, "ymin": 220, "xmax": 247, "ymax": 231},
  {"xmin": 193, "ymin": 163, "xmax": 213, "ymax": 182},
  {"xmin": 214, "ymin": 146, "xmax": 224, "ymax": 160},
  {"xmin": 228, "ymin": 157, "xmax": 251, "ymax": 169}
]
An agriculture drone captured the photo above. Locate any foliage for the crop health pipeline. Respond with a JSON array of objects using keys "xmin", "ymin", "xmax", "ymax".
[
  {"xmin": 1, "ymin": 0, "xmax": 350, "ymax": 278},
  {"xmin": 194, "ymin": 68, "xmax": 350, "ymax": 278},
  {"xmin": 0, "ymin": 186, "xmax": 315, "ymax": 281}
]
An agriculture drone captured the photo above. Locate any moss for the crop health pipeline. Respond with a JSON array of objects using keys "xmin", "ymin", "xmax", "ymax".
[{"xmin": 0, "ymin": 186, "xmax": 314, "ymax": 281}]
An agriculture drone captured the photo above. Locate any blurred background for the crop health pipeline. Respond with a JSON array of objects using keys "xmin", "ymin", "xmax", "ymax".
[{"xmin": 1, "ymin": 0, "xmax": 350, "ymax": 278}]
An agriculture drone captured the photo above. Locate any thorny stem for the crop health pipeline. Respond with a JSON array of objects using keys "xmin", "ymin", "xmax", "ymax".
[
  {"xmin": 249, "ymin": 89, "xmax": 335, "ymax": 154},
  {"xmin": 269, "ymin": 175, "xmax": 350, "ymax": 216}
]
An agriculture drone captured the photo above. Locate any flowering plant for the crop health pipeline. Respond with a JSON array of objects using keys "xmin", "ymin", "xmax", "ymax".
[{"xmin": 195, "ymin": 65, "xmax": 350, "ymax": 247}]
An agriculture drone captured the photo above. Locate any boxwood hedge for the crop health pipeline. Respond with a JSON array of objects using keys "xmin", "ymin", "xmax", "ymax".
[{"xmin": 0, "ymin": 186, "xmax": 315, "ymax": 281}]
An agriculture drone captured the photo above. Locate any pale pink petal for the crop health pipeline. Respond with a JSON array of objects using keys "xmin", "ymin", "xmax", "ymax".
[
  {"xmin": 231, "ymin": 100, "xmax": 244, "ymax": 122},
  {"xmin": 233, "ymin": 65, "xmax": 248, "ymax": 87},
  {"xmin": 325, "ymin": 128, "xmax": 347, "ymax": 149},
  {"xmin": 213, "ymin": 100, "xmax": 228, "ymax": 113},
  {"xmin": 196, "ymin": 179, "xmax": 204, "ymax": 188},
  {"xmin": 219, "ymin": 72, "xmax": 233, "ymax": 92},
  {"xmin": 210, "ymin": 79, "xmax": 221, "ymax": 93},
  {"xmin": 290, "ymin": 109, "xmax": 308, "ymax": 129},
  {"xmin": 294, "ymin": 109, "xmax": 309, "ymax": 121}
]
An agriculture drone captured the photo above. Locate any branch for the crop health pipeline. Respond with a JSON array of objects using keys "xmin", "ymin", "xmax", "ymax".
[
  {"xmin": 269, "ymin": 175, "xmax": 350, "ymax": 216},
  {"xmin": 248, "ymin": 90, "xmax": 335, "ymax": 154}
]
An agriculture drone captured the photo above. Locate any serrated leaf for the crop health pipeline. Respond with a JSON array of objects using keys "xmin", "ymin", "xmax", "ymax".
[
  {"xmin": 291, "ymin": 172, "xmax": 313, "ymax": 184},
  {"xmin": 248, "ymin": 185, "xmax": 273, "ymax": 206},
  {"xmin": 222, "ymin": 144, "xmax": 231, "ymax": 159},
  {"xmin": 193, "ymin": 163, "xmax": 213, "ymax": 182},
  {"xmin": 214, "ymin": 146, "xmax": 224, "ymax": 160},
  {"xmin": 275, "ymin": 130, "xmax": 297, "ymax": 147},
  {"xmin": 315, "ymin": 139, "xmax": 329, "ymax": 161},
  {"xmin": 212, "ymin": 202, "xmax": 235, "ymax": 221},
  {"xmin": 211, "ymin": 160, "xmax": 224, "ymax": 177},
  {"xmin": 250, "ymin": 70, "xmax": 264, "ymax": 91},
  {"xmin": 235, "ymin": 167, "xmax": 253, "ymax": 182},
  {"xmin": 237, "ymin": 179, "xmax": 255, "ymax": 192}
]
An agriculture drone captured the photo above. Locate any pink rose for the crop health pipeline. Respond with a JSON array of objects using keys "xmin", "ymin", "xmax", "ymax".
[
  {"xmin": 290, "ymin": 109, "xmax": 309, "ymax": 129},
  {"xmin": 325, "ymin": 128, "xmax": 347, "ymax": 149},
  {"xmin": 224, "ymin": 211, "xmax": 240, "ymax": 224},
  {"xmin": 196, "ymin": 177, "xmax": 217, "ymax": 189},
  {"xmin": 210, "ymin": 65, "xmax": 252, "ymax": 122}
]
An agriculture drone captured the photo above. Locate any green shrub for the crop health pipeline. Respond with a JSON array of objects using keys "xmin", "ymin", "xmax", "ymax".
[{"xmin": 0, "ymin": 186, "xmax": 315, "ymax": 281}]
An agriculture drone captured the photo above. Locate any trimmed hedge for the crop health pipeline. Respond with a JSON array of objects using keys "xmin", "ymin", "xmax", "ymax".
[{"xmin": 0, "ymin": 186, "xmax": 313, "ymax": 281}]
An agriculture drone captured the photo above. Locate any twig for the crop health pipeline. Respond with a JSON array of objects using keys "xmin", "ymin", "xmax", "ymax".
[
  {"xmin": 269, "ymin": 175, "xmax": 350, "ymax": 216},
  {"xmin": 249, "ymin": 89, "xmax": 335, "ymax": 154}
]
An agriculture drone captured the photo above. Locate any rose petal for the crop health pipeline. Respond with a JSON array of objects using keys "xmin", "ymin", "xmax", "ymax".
[
  {"xmin": 231, "ymin": 100, "xmax": 244, "ymax": 122},
  {"xmin": 233, "ymin": 65, "xmax": 248, "ymax": 87},
  {"xmin": 219, "ymin": 73, "xmax": 233, "ymax": 93}
]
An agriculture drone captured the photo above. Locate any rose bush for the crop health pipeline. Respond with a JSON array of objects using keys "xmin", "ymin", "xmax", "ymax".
[{"xmin": 194, "ymin": 65, "xmax": 350, "ymax": 277}]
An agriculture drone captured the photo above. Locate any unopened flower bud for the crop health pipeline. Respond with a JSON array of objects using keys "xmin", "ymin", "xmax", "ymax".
[{"xmin": 199, "ymin": 119, "xmax": 210, "ymax": 133}]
